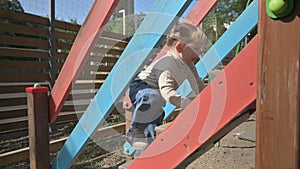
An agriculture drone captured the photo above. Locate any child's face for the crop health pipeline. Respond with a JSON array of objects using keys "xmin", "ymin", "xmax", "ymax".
[{"xmin": 182, "ymin": 43, "xmax": 201, "ymax": 64}]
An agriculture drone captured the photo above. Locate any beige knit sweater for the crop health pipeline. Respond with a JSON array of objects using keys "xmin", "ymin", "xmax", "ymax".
[{"xmin": 138, "ymin": 51, "xmax": 205, "ymax": 108}]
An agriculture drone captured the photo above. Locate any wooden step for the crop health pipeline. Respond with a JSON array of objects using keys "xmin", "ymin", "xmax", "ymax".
[{"xmin": 155, "ymin": 122, "xmax": 171, "ymax": 136}]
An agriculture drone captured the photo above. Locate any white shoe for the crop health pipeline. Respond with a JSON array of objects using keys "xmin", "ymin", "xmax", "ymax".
[{"xmin": 132, "ymin": 140, "xmax": 148, "ymax": 150}]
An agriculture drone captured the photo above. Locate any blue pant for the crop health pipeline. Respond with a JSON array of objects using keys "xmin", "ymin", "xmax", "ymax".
[{"xmin": 128, "ymin": 78, "xmax": 165, "ymax": 137}]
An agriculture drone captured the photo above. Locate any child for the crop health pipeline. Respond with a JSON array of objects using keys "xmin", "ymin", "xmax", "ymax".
[{"xmin": 127, "ymin": 22, "xmax": 209, "ymax": 158}]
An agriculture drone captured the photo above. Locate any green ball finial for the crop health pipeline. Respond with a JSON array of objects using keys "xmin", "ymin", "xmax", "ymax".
[
  {"xmin": 34, "ymin": 83, "xmax": 41, "ymax": 88},
  {"xmin": 268, "ymin": 0, "xmax": 288, "ymax": 14}
]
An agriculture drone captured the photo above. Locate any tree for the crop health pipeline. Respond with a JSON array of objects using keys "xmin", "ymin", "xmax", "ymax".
[
  {"xmin": 201, "ymin": 0, "xmax": 255, "ymax": 65},
  {"xmin": 105, "ymin": 13, "xmax": 145, "ymax": 36},
  {"xmin": 0, "ymin": 0, "xmax": 24, "ymax": 13},
  {"xmin": 202, "ymin": 0, "xmax": 253, "ymax": 43}
]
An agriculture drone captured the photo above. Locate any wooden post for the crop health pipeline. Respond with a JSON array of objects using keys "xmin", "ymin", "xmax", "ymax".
[
  {"xmin": 26, "ymin": 87, "xmax": 50, "ymax": 169},
  {"xmin": 257, "ymin": 0, "xmax": 300, "ymax": 168}
]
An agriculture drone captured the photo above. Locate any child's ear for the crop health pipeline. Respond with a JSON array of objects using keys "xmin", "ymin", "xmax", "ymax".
[{"xmin": 175, "ymin": 41, "xmax": 183, "ymax": 53}]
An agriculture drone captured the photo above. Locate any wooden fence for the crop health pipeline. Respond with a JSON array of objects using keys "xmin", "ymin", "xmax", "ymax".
[{"xmin": 0, "ymin": 9, "xmax": 129, "ymax": 135}]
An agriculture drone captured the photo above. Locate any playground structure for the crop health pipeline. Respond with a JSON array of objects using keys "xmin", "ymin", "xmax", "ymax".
[{"xmin": 0, "ymin": 0, "xmax": 299, "ymax": 168}]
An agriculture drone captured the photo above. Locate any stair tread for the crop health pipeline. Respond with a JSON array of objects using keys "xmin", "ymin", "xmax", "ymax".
[{"xmin": 155, "ymin": 122, "xmax": 171, "ymax": 133}]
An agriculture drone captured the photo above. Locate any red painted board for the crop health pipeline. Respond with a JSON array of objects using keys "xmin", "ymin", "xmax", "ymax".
[
  {"xmin": 128, "ymin": 35, "xmax": 258, "ymax": 169},
  {"xmin": 26, "ymin": 87, "xmax": 49, "ymax": 93},
  {"xmin": 123, "ymin": 0, "xmax": 218, "ymax": 108},
  {"xmin": 184, "ymin": 0, "xmax": 217, "ymax": 25},
  {"xmin": 49, "ymin": 0, "xmax": 120, "ymax": 122}
]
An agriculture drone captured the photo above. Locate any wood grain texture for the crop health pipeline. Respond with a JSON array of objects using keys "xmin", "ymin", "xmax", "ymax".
[
  {"xmin": 256, "ymin": 0, "xmax": 300, "ymax": 168},
  {"xmin": 27, "ymin": 89, "xmax": 50, "ymax": 169}
]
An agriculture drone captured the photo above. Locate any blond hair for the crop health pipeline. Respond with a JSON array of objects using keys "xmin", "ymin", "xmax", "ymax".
[{"xmin": 167, "ymin": 22, "xmax": 209, "ymax": 51}]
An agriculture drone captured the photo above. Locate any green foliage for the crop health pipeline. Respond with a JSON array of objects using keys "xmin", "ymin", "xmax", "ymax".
[
  {"xmin": 0, "ymin": 0, "xmax": 24, "ymax": 13},
  {"xmin": 70, "ymin": 18, "xmax": 79, "ymax": 25},
  {"xmin": 105, "ymin": 13, "xmax": 145, "ymax": 36},
  {"xmin": 202, "ymin": 0, "xmax": 253, "ymax": 43},
  {"xmin": 201, "ymin": 0, "xmax": 256, "ymax": 65}
]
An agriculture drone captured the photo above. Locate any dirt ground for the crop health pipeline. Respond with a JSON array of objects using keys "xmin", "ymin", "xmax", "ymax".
[{"xmin": 186, "ymin": 113, "xmax": 256, "ymax": 169}]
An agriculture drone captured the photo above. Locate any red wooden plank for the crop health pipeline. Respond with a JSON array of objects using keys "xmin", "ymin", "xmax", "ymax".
[
  {"xmin": 184, "ymin": 0, "xmax": 217, "ymax": 25},
  {"xmin": 49, "ymin": 0, "xmax": 120, "ymax": 122},
  {"xmin": 128, "ymin": 36, "xmax": 258, "ymax": 169}
]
